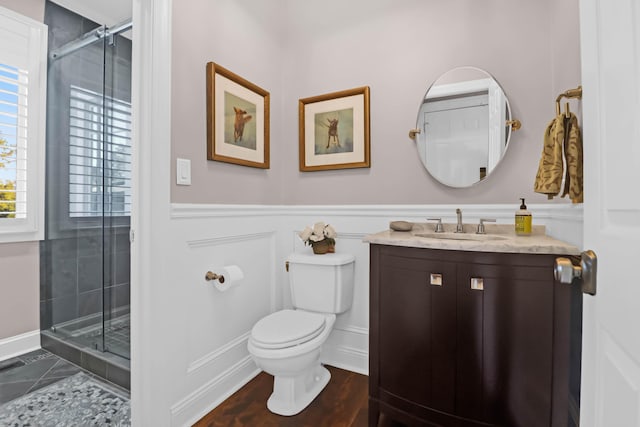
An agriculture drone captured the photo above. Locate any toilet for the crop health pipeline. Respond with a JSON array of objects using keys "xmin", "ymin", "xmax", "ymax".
[{"xmin": 248, "ymin": 252, "xmax": 355, "ymax": 416}]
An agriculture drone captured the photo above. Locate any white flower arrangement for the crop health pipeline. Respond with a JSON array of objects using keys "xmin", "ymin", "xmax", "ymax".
[{"xmin": 298, "ymin": 222, "xmax": 337, "ymax": 248}]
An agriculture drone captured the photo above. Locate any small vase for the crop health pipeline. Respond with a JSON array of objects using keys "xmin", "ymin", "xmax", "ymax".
[
  {"xmin": 328, "ymin": 243, "xmax": 335, "ymax": 253},
  {"xmin": 311, "ymin": 240, "xmax": 330, "ymax": 255}
]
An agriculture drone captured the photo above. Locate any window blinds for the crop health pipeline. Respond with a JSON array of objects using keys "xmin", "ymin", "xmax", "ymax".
[
  {"xmin": 68, "ymin": 85, "xmax": 132, "ymax": 217},
  {"xmin": 0, "ymin": 63, "xmax": 27, "ymax": 218}
]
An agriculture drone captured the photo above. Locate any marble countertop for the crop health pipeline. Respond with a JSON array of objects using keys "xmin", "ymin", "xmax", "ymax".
[{"xmin": 363, "ymin": 223, "xmax": 581, "ymax": 255}]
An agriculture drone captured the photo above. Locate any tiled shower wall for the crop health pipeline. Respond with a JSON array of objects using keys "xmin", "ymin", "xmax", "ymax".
[{"xmin": 40, "ymin": 228, "xmax": 130, "ymax": 330}]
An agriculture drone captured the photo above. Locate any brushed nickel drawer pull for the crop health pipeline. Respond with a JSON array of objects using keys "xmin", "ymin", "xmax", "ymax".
[
  {"xmin": 430, "ymin": 273, "xmax": 442, "ymax": 286},
  {"xmin": 471, "ymin": 277, "xmax": 484, "ymax": 291}
]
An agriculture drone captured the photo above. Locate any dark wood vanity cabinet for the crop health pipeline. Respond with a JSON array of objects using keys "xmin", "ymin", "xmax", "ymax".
[{"xmin": 369, "ymin": 244, "xmax": 581, "ymax": 427}]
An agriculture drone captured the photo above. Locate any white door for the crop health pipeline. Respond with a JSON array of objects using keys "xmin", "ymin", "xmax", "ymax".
[{"xmin": 579, "ymin": 0, "xmax": 640, "ymax": 425}]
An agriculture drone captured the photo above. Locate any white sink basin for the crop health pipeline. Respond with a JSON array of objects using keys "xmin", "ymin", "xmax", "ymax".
[{"xmin": 414, "ymin": 232, "xmax": 509, "ymax": 241}]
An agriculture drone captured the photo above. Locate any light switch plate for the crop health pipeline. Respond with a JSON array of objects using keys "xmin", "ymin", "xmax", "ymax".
[{"xmin": 176, "ymin": 158, "xmax": 191, "ymax": 185}]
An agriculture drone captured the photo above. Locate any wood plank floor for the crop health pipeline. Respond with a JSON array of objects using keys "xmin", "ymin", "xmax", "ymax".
[{"xmin": 194, "ymin": 365, "xmax": 369, "ymax": 427}]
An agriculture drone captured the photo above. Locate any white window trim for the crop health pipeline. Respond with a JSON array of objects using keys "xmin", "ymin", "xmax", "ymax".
[{"xmin": 0, "ymin": 6, "xmax": 47, "ymax": 243}]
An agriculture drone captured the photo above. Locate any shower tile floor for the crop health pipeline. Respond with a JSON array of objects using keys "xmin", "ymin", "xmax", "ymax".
[
  {"xmin": 0, "ymin": 349, "xmax": 129, "ymax": 406},
  {"xmin": 64, "ymin": 314, "xmax": 131, "ymax": 358}
]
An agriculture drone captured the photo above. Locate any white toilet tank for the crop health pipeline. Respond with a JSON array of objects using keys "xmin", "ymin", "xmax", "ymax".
[{"xmin": 287, "ymin": 253, "xmax": 355, "ymax": 314}]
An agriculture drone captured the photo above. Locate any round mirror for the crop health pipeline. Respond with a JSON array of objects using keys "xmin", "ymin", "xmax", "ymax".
[{"xmin": 415, "ymin": 67, "xmax": 515, "ymax": 188}]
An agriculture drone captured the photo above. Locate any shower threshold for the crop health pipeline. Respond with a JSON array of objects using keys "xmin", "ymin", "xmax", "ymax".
[
  {"xmin": 41, "ymin": 311, "xmax": 130, "ymax": 390},
  {"xmin": 52, "ymin": 311, "xmax": 130, "ymax": 357}
]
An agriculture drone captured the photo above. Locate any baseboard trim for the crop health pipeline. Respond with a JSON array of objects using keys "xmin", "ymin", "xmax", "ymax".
[
  {"xmin": 171, "ymin": 356, "xmax": 259, "ymax": 427},
  {"xmin": 322, "ymin": 344, "xmax": 369, "ymax": 376},
  {"xmin": 0, "ymin": 330, "xmax": 40, "ymax": 362}
]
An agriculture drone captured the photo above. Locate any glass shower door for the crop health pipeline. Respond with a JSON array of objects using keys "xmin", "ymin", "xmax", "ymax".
[
  {"xmin": 45, "ymin": 28, "xmax": 110, "ymax": 354},
  {"xmin": 43, "ymin": 3, "xmax": 131, "ymax": 361},
  {"xmin": 101, "ymin": 30, "xmax": 132, "ymax": 359}
]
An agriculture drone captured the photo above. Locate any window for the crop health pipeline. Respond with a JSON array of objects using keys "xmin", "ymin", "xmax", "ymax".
[
  {"xmin": 68, "ymin": 86, "xmax": 132, "ymax": 218},
  {"xmin": 0, "ymin": 6, "xmax": 47, "ymax": 243}
]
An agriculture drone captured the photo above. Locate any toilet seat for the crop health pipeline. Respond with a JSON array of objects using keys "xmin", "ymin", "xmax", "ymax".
[{"xmin": 250, "ymin": 309, "xmax": 326, "ymax": 349}]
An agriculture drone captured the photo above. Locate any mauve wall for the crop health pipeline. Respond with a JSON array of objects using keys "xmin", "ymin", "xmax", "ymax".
[
  {"xmin": 0, "ymin": 243, "xmax": 39, "ymax": 339},
  {"xmin": 0, "ymin": 0, "xmax": 44, "ymax": 341},
  {"xmin": 0, "ymin": 0, "xmax": 43, "ymax": 21},
  {"xmin": 171, "ymin": 0, "xmax": 581, "ymax": 205},
  {"xmin": 171, "ymin": 0, "xmax": 286, "ymax": 204},
  {"xmin": 550, "ymin": 0, "xmax": 582, "ymax": 115}
]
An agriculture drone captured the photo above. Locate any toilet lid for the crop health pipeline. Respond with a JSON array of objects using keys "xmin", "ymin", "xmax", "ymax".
[{"xmin": 251, "ymin": 310, "xmax": 326, "ymax": 349}]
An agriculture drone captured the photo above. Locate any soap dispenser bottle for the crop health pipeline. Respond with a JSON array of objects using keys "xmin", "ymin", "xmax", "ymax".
[{"xmin": 515, "ymin": 198, "xmax": 532, "ymax": 236}]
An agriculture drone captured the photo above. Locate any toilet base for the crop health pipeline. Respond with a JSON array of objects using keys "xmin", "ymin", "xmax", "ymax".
[{"xmin": 267, "ymin": 364, "xmax": 331, "ymax": 416}]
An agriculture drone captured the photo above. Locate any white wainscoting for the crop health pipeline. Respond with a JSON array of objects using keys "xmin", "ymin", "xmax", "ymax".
[
  {"xmin": 165, "ymin": 209, "xmax": 281, "ymax": 426},
  {"xmin": 167, "ymin": 203, "xmax": 583, "ymax": 426}
]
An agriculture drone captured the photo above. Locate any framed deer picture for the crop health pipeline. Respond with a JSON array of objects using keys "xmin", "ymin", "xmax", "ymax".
[
  {"xmin": 298, "ymin": 86, "xmax": 370, "ymax": 171},
  {"xmin": 206, "ymin": 62, "xmax": 270, "ymax": 168}
]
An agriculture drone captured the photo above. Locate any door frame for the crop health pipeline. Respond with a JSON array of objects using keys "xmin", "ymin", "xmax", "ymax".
[{"xmin": 130, "ymin": 0, "xmax": 173, "ymax": 424}]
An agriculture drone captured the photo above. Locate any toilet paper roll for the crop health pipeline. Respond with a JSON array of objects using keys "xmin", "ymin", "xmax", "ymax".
[{"xmin": 213, "ymin": 265, "xmax": 244, "ymax": 292}]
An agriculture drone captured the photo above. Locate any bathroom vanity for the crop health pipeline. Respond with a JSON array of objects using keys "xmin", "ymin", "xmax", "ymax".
[{"xmin": 365, "ymin": 224, "xmax": 582, "ymax": 427}]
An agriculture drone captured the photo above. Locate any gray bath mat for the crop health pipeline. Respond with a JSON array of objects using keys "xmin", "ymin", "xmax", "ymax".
[{"xmin": 0, "ymin": 372, "xmax": 130, "ymax": 426}]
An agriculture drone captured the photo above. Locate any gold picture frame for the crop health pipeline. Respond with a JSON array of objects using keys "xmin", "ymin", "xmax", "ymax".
[
  {"xmin": 206, "ymin": 62, "xmax": 270, "ymax": 169},
  {"xmin": 299, "ymin": 86, "xmax": 370, "ymax": 171}
]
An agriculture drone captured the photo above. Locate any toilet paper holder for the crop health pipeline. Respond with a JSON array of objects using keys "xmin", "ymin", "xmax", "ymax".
[{"xmin": 205, "ymin": 271, "xmax": 225, "ymax": 283}]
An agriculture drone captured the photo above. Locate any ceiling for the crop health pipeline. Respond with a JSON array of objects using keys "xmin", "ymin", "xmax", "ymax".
[{"xmin": 50, "ymin": 0, "xmax": 131, "ymax": 27}]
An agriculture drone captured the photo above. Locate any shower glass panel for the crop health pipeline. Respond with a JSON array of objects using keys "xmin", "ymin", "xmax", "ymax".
[{"xmin": 41, "ymin": 2, "xmax": 131, "ymax": 362}]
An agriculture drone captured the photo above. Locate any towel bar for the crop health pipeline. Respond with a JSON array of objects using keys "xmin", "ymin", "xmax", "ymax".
[{"xmin": 555, "ymin": 86, "xmax": 582, "ymax": 116}]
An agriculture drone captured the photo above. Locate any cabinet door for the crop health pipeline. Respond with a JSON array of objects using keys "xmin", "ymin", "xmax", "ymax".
[
  {"xmin": 378, "ymin": 250, "xmax": 457, "ymax": 413},
  {"xmin": 457, "ymin": 261, "xmax": 555, "ymax": 427}
]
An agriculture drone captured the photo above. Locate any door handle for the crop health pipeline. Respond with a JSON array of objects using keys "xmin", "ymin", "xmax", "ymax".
[{"xmin": 554, "ymin": 250, "xmax": 597, "ymax": 295}]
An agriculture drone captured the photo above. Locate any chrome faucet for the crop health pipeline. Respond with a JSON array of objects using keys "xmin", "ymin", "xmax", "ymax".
[{"xmin": 455, "ymin": 208, "xmax": 464, "ymax": 233}]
